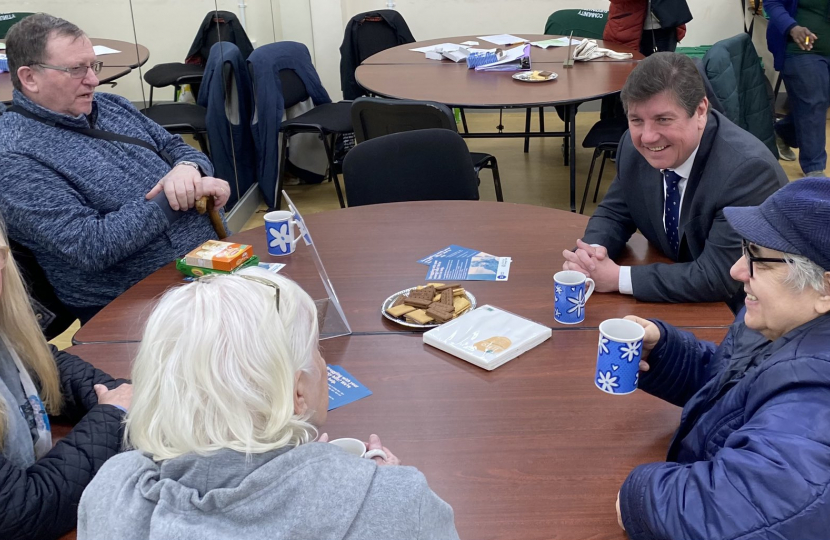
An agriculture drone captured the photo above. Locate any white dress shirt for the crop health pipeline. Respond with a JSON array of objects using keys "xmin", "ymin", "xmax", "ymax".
[{"xmin": 618, "ymin": 145, "xmax": 700, "ymax": 295}]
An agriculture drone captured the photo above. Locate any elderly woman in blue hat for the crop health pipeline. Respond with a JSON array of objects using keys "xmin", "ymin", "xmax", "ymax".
[{"xmin": 615, "ymin": 178, "xmax": 830, "ymax": 540}]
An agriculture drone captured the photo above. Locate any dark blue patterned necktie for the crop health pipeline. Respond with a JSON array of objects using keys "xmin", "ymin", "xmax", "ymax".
[{"xmin": 664, "ymin": 170, "xmax": 682, "ymax": 255}]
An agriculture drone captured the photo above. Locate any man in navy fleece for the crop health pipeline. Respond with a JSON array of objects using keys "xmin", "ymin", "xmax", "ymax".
[{"xmin": 0, "ymin": 14, "xmax": 230, "ymax": 322}]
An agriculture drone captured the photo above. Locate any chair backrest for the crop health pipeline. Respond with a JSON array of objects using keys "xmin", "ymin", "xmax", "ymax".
[
  {"xmin": 702, "ymin": 33, "xmax": 778, "ymax": 158},
  {"xmin": 544, "ymin": 9, "xmax": 608, "ymax": 39},
  {"xmin": 355, "ymin": 17, "xmax": 401, "ymax": 63},
  {"xmin": 279, "ymin": 68, "xmax": 311, "ymax": 110},
  {"xmin": 351, "ymin": 97, "xmax": 456, "ymax": 143},
  {"xmin": 8, "ymin": 238, "xmax": 75, "ymax": 340},
  {"xmin": 0, "ymin": 12, "xmax": 33, "ymax": 39},
  {"xmin": 186, "ymin": 10, "xmax": 254, "ymax": 66},
  {"xmin": 340, "ymin": 10, "xmax": 415, "ymax": 100},
  {"xmin": 343, "ymin": 129, "xmax": 478, "ymax": 207}
]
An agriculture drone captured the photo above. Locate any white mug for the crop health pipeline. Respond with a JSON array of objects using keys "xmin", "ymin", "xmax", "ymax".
[{"xmin": 329, "ymin": 437, "xmax": 388, "ymax": 460}]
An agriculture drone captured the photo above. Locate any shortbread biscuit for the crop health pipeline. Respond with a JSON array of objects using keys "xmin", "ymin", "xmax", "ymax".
[
  {"xmin": 405, "ymin": 309, "xmax": 434, "ymax": 324},
  {"xmin": 386, "ymin": 304, "xmax": 415, "ymax": 318}
]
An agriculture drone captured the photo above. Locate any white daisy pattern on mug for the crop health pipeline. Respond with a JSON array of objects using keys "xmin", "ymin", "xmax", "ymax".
[
  {"xmin": 567, "ymin": 288, "xmax": 587, "ymax": 318},
  {"xmin": 620, "ymin": 340, "xmax": 642, "ymax": 363},
  {"xmin": 597, "ymin": 370, "xmax": 619, "ymax": 393},
  {"xmin": 269, "ymin": 223, "xmax": 291, "ymax": 252}
]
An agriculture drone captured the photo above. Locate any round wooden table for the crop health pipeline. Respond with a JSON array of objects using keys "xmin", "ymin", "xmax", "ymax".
[
  {"xmin": 355, "ymin": 35, "xmax": 643, "ymax": 212},
  {"xmin": 0, "ymin": 38, "xmax": 149, "ymax": 103},
  {"xmin": 62, "ymin": 328, "xmax": 727, "ymax": 540},
  {"xmin": 59, "ymin": 201, "xmax": 737, "ymax": 540},
  {"xmin": 73, "ymin": 201, "xmax": 734, "ymax": 344}
]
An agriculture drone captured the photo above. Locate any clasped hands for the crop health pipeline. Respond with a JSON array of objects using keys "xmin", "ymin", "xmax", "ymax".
[
  {"xmin": 561, "ymin": 239, "xmax": 621, "ymax": 293},
  {"xmin": 145, "ymin": 163, "xmax": 231, "ymax": 211}
]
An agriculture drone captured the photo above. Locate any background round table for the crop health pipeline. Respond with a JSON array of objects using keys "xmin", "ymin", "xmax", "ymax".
[
  {"xmin": 73, "ymin": 201, "xmax": 734, "ymax": 344},
  {"xmin": 355, "ymin": 35, "xmax": 643, "ymax": 212},
  {"xmin": 1, "ymin": 38, "xmax": 149, "ymax": 103}
]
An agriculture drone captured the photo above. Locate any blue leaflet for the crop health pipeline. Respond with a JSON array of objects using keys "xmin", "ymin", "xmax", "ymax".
[{"xmin": 327, "ymin": 365, "xmax": 372, "ymax": 411}]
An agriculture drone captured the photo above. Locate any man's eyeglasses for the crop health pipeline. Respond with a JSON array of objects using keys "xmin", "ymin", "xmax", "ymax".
[
  {"xmin": 742, "ymin": 239, "xmax": 792, "ymax": 278},
  {"xmin": 197, "ymin": 274, "xmax": 280, "ymax": 312},
  {"xmin": 35, "ymin": 60, "xmax": 103, "ymax": 79}
]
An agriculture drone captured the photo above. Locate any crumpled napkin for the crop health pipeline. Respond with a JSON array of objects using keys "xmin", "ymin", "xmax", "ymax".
[{"xmin": 573, "ymin": 40, "xmax": 633, "ymax": 61}]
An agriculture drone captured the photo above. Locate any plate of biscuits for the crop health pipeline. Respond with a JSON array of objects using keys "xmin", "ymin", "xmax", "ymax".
[
  {"xmin": 382, "ymin": 283, "xmax": 476, "ymax": 329},
  {"xmin": 512, "ymin": 70, "xmax": 557, "ymax": 83}
]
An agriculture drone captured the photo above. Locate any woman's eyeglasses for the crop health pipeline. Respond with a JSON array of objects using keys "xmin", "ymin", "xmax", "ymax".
[
  {"xmin": 741, "ymin": 239, "xmax": 791, "ymax": 278},
  {"xmin": 35, "ymin": 60, "xmax": 103, "ymax": 79}
]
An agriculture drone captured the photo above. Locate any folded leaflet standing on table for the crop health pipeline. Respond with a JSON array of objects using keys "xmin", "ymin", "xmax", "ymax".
[
  {"xmin": 423, "ymin": 305, "xmax": 551, "ymax": 371},
  {"xmin": 467, "ymin": 44, "xmax": 531, "ymax": 72}
]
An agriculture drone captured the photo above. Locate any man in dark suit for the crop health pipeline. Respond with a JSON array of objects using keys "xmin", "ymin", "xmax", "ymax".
[{"xmin": 563, "ymin": 52, "xmax": 788, "ymax": 312}]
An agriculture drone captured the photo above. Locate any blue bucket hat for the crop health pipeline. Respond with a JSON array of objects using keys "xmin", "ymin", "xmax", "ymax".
[{"xmin": 724, "ymin": 178, "xmax": 830, "ymax": 271}]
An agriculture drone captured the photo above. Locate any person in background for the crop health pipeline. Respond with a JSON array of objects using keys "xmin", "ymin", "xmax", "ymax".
[
  {"xmin": 77, "ymin": 268, "xmax": 459, "ymax": 540},
  {"xmin": 604, "ymin": 0, "xmax": 692, "ymax": 56},
  {"xmin": 0, "ymin": 219, "xmax": 132, "ymax": 540},
  {"xmin": 616, "ymin": 178, "xmax": 830, "ymax": 539},
  {"xmin": 766, "ymin": 0, "xmax": 830, "ymax": 176},
  {"xmin": 0, "ymin": 14, "xmax": 230, "ymax": 324},
  {"xmin": 563, "ymin": 53, "xmax": 788, "ymax": 312}
]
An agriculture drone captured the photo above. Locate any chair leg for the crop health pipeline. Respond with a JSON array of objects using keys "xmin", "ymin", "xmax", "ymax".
[
  {"xmin": 523, "ymin": 108, "xmax": 532, "ymax": 153},
  {"xmin": 580, "ymin": 148, "xmax": 603, "ymax": 214},
  {"xmin": 459, "ymin": 108, "xmax": 469, "ymax": 133},
  {"xmin": 563, "ymin": 115, "xmax": 570, "ymax": 166},
  {"xmin": 538, "ymin": 107, "xmax": 545, "ymax": 133},
  {"xmin": 275, "ymin": 131, "xmax": 290, "ymax": 210},
  {"xmin": 193, "ymin": 131, "xmax": 210, "ymax": 159},
  {"xmin": 148, "ymin": 86, "xmax": 154, "ymax": 107},
  {"xmin": 593, "ymin": 150, "xmax": 609, "ymax": 203},
  {"xmin": 321, "ymin": 133, "xmax": 346, "ymax": 208},
  {"xmin": 488, "ymin": 157, "xmax": 503, "ymax": 202}
]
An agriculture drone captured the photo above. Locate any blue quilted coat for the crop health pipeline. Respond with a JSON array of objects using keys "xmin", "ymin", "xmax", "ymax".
[{"xmin": 620, "ymin": 310, "xmax": 830, "ymax": 539}]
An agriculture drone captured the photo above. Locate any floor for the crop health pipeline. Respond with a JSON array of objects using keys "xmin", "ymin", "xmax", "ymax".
[{"xmin": 49, "ymin": 109, "xmax": 807, "ymax": 349}]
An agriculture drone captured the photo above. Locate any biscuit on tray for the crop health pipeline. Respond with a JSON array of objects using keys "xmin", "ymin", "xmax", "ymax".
[{"xmin": 386, "ymin": 285, "xmax": 472, "ymax": 326}]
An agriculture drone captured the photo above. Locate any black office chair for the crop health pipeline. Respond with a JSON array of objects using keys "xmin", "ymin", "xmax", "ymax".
[
  {"xmin": 142, "ymin": 10, "xmax": 253, "ymax": 106},
  {"xmin": 340, "ymin": 10, "xmax": 415, "ymax": 100},
  {"xmin": 351, "ymin": 97, "xmax": 503, "ymax": 201},
  {"xmin": 9, "ymin": 239, "xmax": 76, "ymax": 340},
  {"xmin": 343, "ymin": 129, "xmax": 479, "ymax": 206},
  {"xmin": 276, "ymin": 68, "xmax": 353, "ymax": 209},
  {"xmin": 578, "ymin": 117, "xmax": 627, "ymax": 214},
  {"xmin": 141, "ymin": 103, "xmax": 210, "ymax": 157}
]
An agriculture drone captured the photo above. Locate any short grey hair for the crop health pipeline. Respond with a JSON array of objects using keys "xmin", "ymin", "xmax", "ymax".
[
  {"xmin": 621, "ymin": 52, "xmax": 707, "ymax": 117},
  {"xmin": 784, "ymin": 253, "xmax": 829, "ymax": 295},
  {"xmin": 5, "ymin": 13, "xmax": 85, "ymax": 91}
]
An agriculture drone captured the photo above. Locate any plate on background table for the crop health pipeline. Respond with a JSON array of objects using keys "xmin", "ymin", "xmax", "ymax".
[
  {"xmin": 381, "ymin": 287, "xmax": 477, "ymax": 329},
  {"xmin": 512, "ymin": 70, "xmax": 557, "ymax": 83}
]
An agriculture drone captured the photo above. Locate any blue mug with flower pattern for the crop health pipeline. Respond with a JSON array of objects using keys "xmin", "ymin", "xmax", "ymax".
[
  {"xmin": 553, "ymin": 270, "xmax": 595, "ymax": 324},
  {"xmin": 264, "ymin": 211, "xmax": 301, "ymax": 256},
  {"xmin": 595, "ymin": 318, "xmax": 645, "ymax": 395}
]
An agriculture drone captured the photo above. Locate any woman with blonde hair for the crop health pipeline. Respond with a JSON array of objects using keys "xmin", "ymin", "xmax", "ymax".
[
  {"xmin": 78, "ymin": 268, "xmax": 458, "ymax": 540},
  {"xmin": 0, "ymin": 223, "xmax": 131, "ymax": 540}
]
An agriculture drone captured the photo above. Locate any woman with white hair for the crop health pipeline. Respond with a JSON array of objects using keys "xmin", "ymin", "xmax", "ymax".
[
  {"xmin": 77, "ymin": 268, "xmax": 459, "ymax": 540},
  {"xmin": 615, "ymin": 178, "xmax": 830, "ymax": 539},
  {"xmin": 0, "ymin": 222, "xmax": 131, "ymax": 540}
]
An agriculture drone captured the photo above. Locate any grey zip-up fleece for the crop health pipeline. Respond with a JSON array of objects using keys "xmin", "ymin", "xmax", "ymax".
[{"xmin": 78, "ymin": 443, "xmax": 459, "ymax": 540}]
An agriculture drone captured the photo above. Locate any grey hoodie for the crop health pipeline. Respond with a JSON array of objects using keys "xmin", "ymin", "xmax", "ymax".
[{"xmin": 77, "ymin": 442, "xmax": 459, "ymax": 540}]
